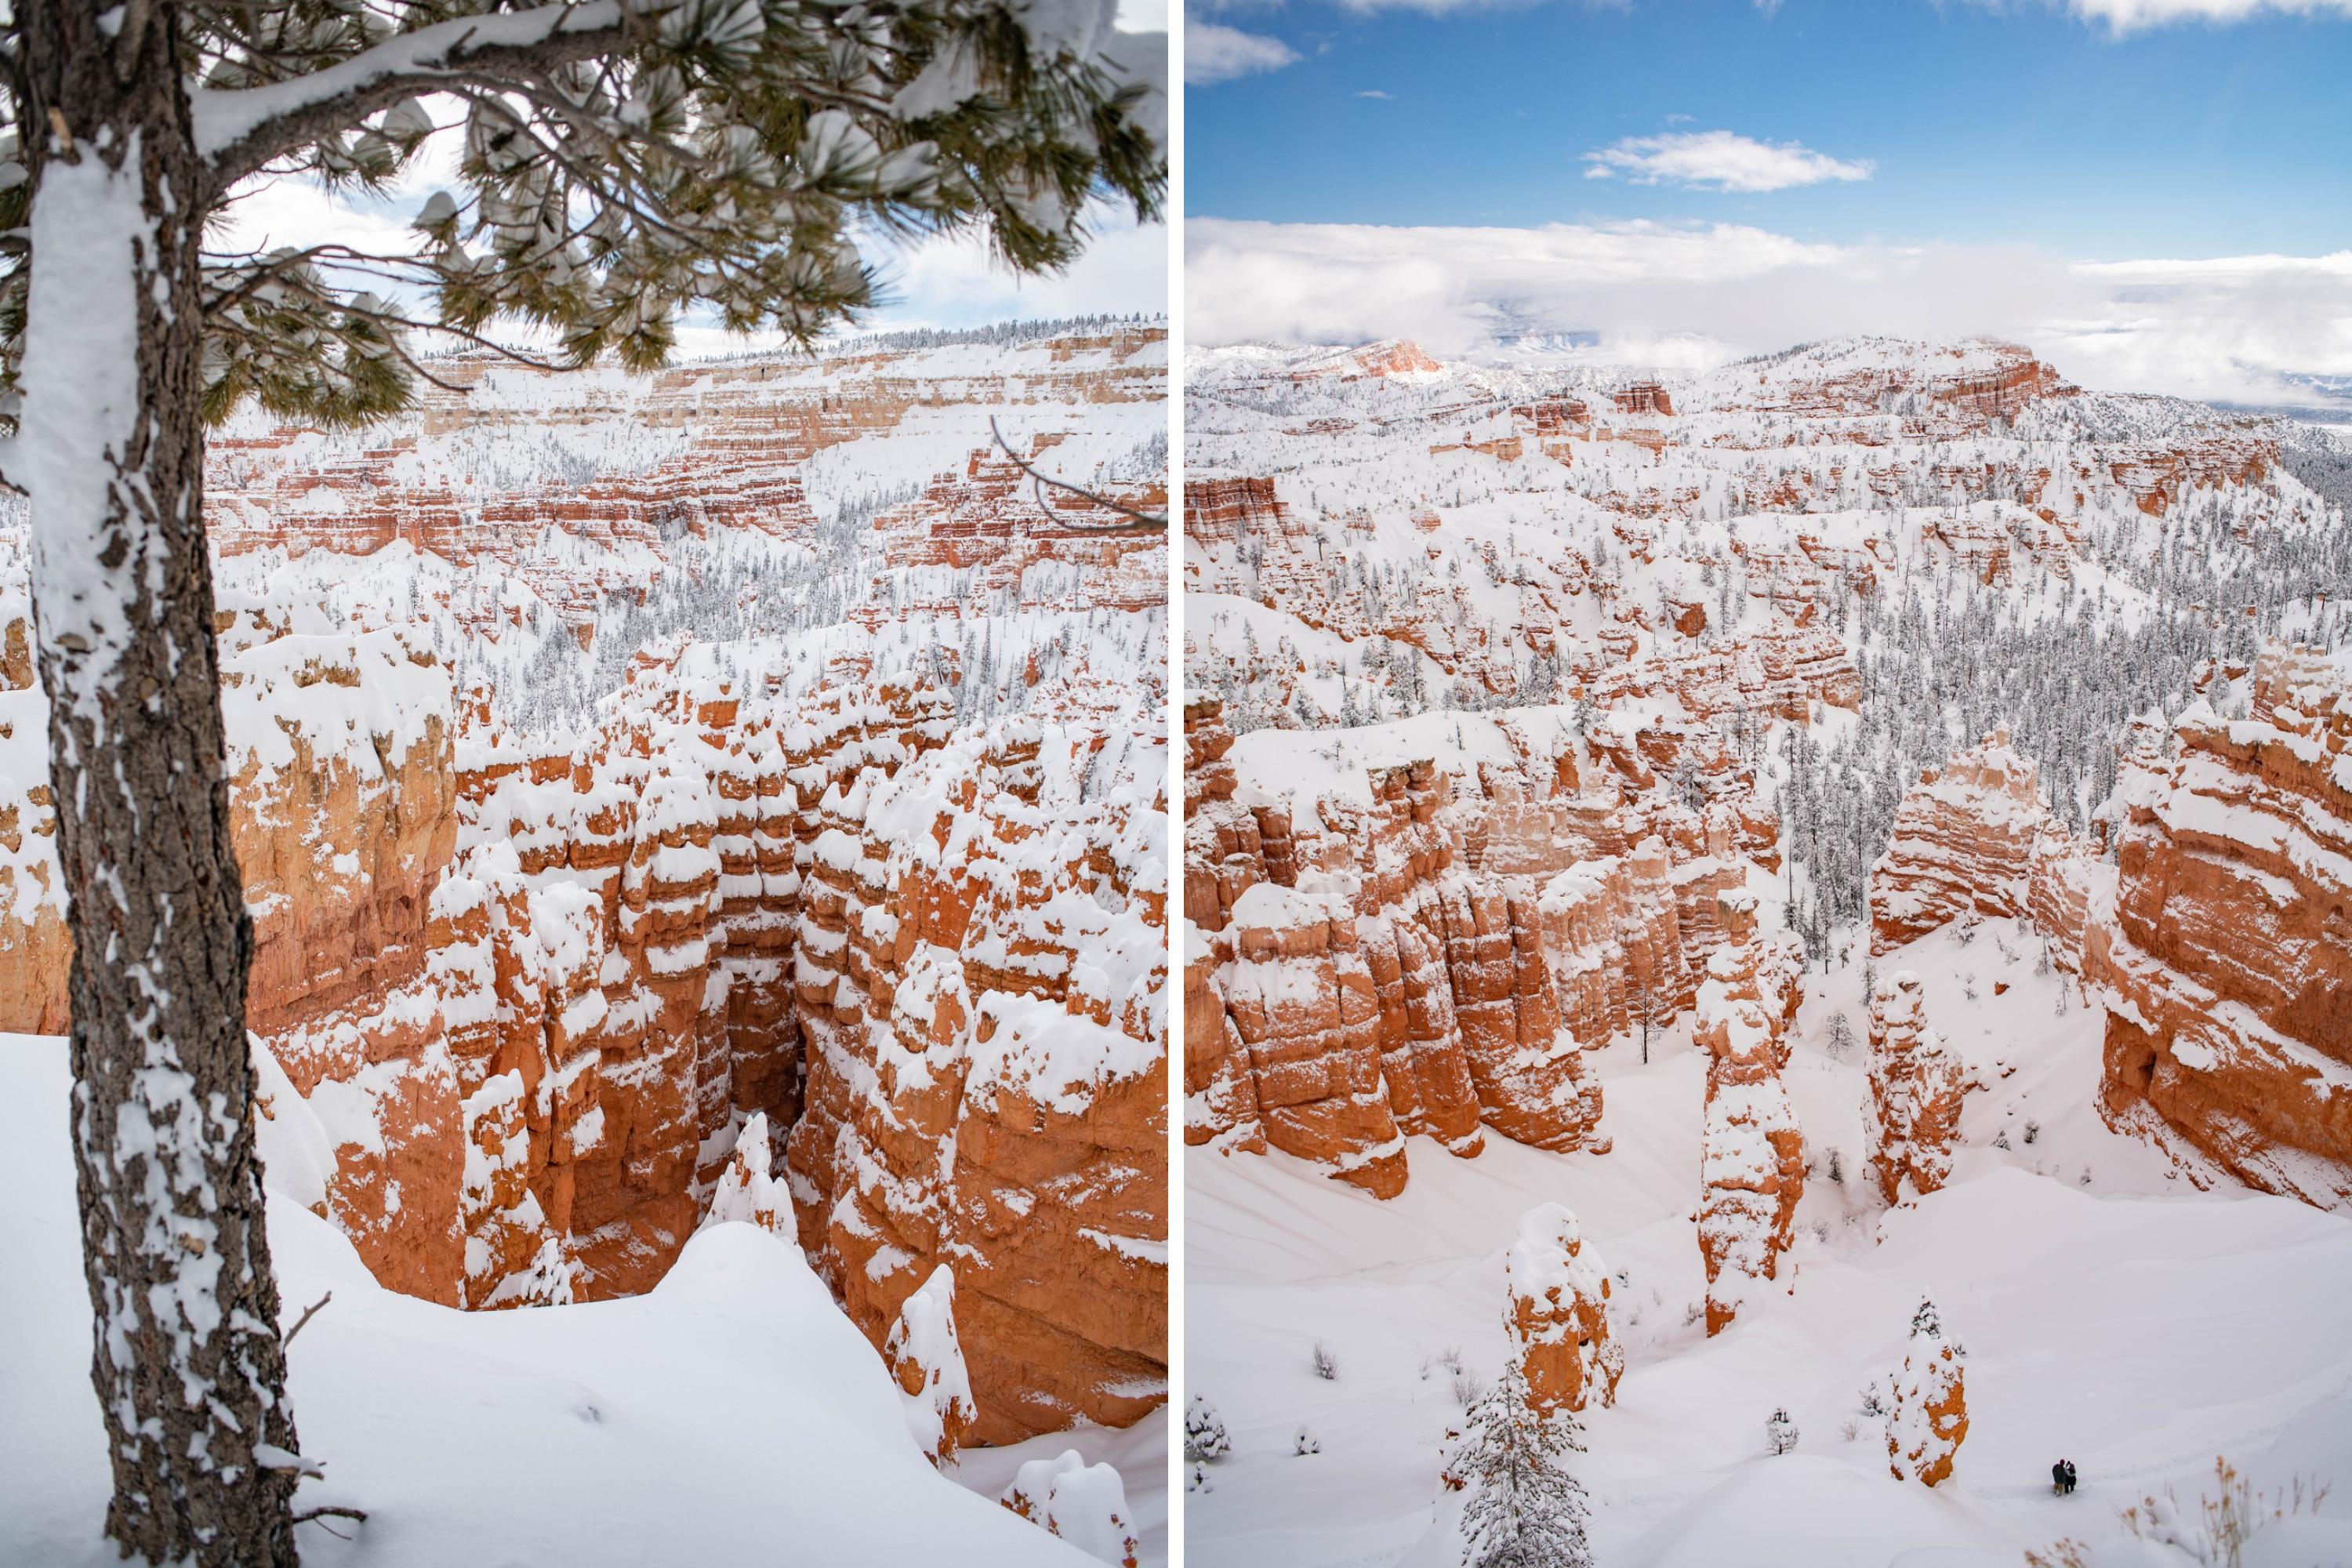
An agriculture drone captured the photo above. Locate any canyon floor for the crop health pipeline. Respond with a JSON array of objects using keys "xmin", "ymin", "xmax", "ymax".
[
  {"xmin": 0, "ymin": 1030, "xmax": 1167, "ymax": 1566},
  {"xmin": 1185, "ymin": 910, "xmax": 2352, "ymax": 1566}
]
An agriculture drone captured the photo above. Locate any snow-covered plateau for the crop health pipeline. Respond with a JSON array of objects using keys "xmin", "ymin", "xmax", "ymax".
[{"xmin": 1181, "ymin": 336, "xmax": 2352, "ymax": 1565}]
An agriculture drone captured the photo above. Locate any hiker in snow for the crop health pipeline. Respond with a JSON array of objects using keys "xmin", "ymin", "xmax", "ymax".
[{"xmin": 2051, "ymin": 1459, "xmax": 2076, "ymax": 1495}]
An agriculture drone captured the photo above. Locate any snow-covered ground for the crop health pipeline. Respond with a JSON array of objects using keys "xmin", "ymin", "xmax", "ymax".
[
  {"xmin": 1184, "ymin": 919, "xmax": 2352, "ymax": 1566},
  {"xmin": 0, "ymin": 1032, "xmax": 1118, "ymax": 1566}
]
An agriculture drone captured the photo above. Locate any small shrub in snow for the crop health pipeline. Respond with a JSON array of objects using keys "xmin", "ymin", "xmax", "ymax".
[
  {"xmin": 1994, "ymin": 1131, "xmax": 2012, "ymax": 1151},
  {"xmin": 2024, "ymin": 1119, "xmax": 2042, "ymax": 1145},
  {"xmin": 1451, "ymin": 1368, "xmax": 1488, "ymax": 1408},
  {"xmin": 2027, "ymin": 1457, "xmax": 2335, "ymax": 1568},
  {"xmin": 1294, "ymin": 1425, "xmax": 1321, "ymax": 1457},
  {"xmin": 1826, "ymin": 1146, "xmax": 1846, "ymax": 1185},
  {"xmin": 1857, "ymin": 1382, "xmax": 1887, "ymax": 1418},
  {"xmin": 1766, "ymin": 1407, "xmax": 1799, "ymax": 1455},
  {"xmin": 1310, "ymin": 1339, "xmax": 1339, "ymax": 1381},
  {"xmin": 1184, "ymin": 1393, "xmax": 1230, "ymax": 1461},
  {"xmin": 1186, "ymin": 1461, "xmax": 1213, "ymax": 1495},
  {"xmin": 1455, "ymin": 1359, "xmax": 1593, "ymax": 1568},
  {"xmin": 1839, "ymin": 1417, "xmax": 1862, "ymax": 1443},
  {"xmin": 1824, "ymin": 1011, "xmax": 1857, "ymax": 1060}
]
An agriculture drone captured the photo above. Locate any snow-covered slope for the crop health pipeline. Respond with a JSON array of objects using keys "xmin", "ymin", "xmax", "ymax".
[
  {"xmin": 0, "ymin": 1031, "xmax": 1121, "ymax": 1566},
  {"xmin": 1185, "ymin": 923, "xmax": 2352, "ymax": 1566}
]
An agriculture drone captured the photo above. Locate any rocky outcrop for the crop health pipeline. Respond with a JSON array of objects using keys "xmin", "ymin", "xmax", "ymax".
[
  {"xmin": 1886, "ymin": 1298, "xmax": 1968, "ymax": 1486},
  {"xmin": 1866, "ymin": 971, "xmax": 1968, "ymax": 1205},
  {"xmin": 1869, "ymin": 728, "xmax": 2050, "ymax": 953},
  {"xmin": 1611, "ymin": 382, "xmax": 1674, "ymax": 418},
  {"xmin": 784, "ymin": 707, "xmax": 1169, "ymax": 1443},
  {"xmin": 1504, "ymin": 1203, "xmax": 1622, "ymax": 1414},
  {"xmin": 2088, "ymin": 643, "xmax": 2352, "ymax": 1210},
  {"xmin": 1181, "ymin": 476, "xmax": 1287, "ymax": 550},
  {"xmin": 1002, "ymin": 1450, "xmax": 1141, "ymax": 1568},
  {"xmin": 1695, "ymin": 892, "xmax": 1805, "ymax": 1334},
  {"xmin": 1184, "ymin": 691, "xmax": 1810, "ymax": 1195},
  {"xmin": 0, "ymin": 570, "xmax": 69, "ymax": 1034},
  {"xmin": 886, "ymin": 1266, "xmax": 978, "ymax": 1466}
]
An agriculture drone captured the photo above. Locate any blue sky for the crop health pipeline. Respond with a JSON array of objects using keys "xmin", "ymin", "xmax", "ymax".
[
  {"xmin": 1184, "ymin": 0, "xmax": 2352, "ymax": 397},
  {"xmin": 1189, "ymin": 0, "xmax": 2352, "ymax": 256}
]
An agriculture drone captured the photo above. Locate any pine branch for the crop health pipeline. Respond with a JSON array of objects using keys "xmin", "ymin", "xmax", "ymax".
[{"xmin": 195, "ymin": 1, "xmax": 636, "ymax": 191}]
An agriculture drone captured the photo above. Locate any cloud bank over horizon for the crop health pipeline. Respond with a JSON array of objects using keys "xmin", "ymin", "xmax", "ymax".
[{"xmin": 1185, "ymin": 216, "xmax": 2352, "ymax": 406}]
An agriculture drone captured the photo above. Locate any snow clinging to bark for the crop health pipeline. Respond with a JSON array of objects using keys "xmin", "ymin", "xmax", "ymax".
[{"xmin": 19, "ymin": 143, "xmax": 150, "ymax": 739}]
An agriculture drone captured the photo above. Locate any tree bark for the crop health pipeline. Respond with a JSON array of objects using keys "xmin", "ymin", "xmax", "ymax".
[{"xmin": 16, "ymin": 2, "xmax": 301, "ymax": 1563}]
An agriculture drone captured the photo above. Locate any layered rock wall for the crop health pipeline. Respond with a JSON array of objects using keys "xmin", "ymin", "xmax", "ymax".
[
  {"xmin": 1185, "ymin": 699, "xmax": 1793, "ymax": 1195},
  {"xmin": 2087, "ymin": 643, "xmax": 2352, "ymax": 1210}
]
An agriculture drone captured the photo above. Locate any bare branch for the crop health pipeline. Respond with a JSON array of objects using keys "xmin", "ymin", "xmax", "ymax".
[
  {"xmin": 988, "ymin": 416, "xmax": 1167, "ymax": 535},
  {"xmin": 292, "ymin": 1505, "xmax": 369, "ymax": 1541},
  {"xmin": 280, "ymin": 1290, "xmax": 331, "ymax": 1348}
]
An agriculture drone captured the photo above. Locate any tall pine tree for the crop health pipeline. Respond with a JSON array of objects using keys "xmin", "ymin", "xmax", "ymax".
[{"xmin": 0, "ymin": 3, "xmax": 1160, "ymax": 1562}]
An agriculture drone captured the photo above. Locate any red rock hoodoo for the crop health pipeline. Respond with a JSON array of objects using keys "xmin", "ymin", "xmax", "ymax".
[
  {"xmin": 1504, "ymin": 1202, "xmax": 1624, "ymax": 1414},
  {"xmin": 1694, "ymin": 891, "xmax": 1805, "ymax": 1334},
  {"xmin": 1865, "ymin": 971, "xmax": 1969, "ymax": 1205},
  {"xmin": 1184, "ymin": 692, "xmax": 1797, "ymax": 1194}
]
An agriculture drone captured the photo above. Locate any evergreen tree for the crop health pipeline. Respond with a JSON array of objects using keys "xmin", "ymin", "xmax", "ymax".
[
  {"xmin": 0, "ymin": 4, "xmax": 1161, "ymax": 1562},
  {"xmin": 1456, "ymin": 1359, "xmax": 1595, "ymax": 1568}
]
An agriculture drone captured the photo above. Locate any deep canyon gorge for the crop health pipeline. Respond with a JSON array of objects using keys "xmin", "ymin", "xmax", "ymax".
[{"xmin": 0, "ymin": 321, "xmax": 1171, "ymax": 1456}]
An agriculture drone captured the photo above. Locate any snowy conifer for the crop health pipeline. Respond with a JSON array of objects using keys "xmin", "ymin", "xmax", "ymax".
[
  {"xmin": 0, "ymin": 3, "xmax": 1160, "ymax": 1559},
  {"xmin": 1185, "ymin": 1392, "xmax": 1232, "ymax": 1461},
  {"xmin": 1455, "ymin": 1359, "xmax": 1595, "ymax": 1568}
]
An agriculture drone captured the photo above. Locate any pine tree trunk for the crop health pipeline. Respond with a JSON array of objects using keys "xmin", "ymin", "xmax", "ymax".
[{"xmin": 16, "ymin": 3, "xmax": 301, "ymax": 1562}]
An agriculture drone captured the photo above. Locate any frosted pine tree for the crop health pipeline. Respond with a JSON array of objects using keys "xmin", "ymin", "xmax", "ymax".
[
  {"xmin": 1185, "ymin": 1392, "xmax": 1232, "ymax": 1461},
  {"xmin": 1886, "ymin": 1298, "xmax": 1969, "ymax": 1486},
  {"xmin": 1455, "ymin": 1359, "xmax": 1595, "ymax": 1568},
  {"xmin": 0, "ymin": 4, "xmax": 1160, "ymax": 1562}
]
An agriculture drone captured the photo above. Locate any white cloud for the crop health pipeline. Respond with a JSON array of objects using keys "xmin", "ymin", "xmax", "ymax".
[
  {"xmin": 1183, "ymin": 216, "xmax": 2352, "ymax": 403},
  {"xmin": 1185, "ymin": 20, "xmax": 1300, "ymax": 85},
  {"xmin": 1582, "ymin": 130, "xmax": 1875, "ymax": 193},
  {"xmin": 2056, "ymin": 0, "xmax": 2352, "ymax": 29},
  {"xmin": 1358, "ymin": 89, "xmax": 1395, "ymax": 99}
]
